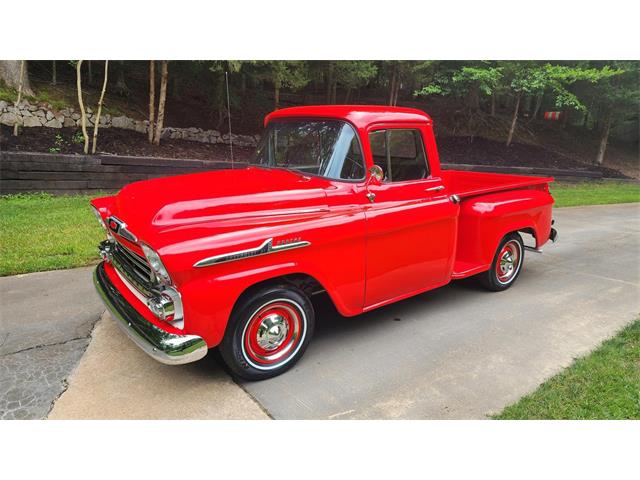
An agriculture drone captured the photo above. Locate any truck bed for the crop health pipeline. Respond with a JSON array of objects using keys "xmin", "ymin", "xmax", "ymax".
[{"xmin": 441, "ymin": 170, "xmax": 553, "ymax": 199}]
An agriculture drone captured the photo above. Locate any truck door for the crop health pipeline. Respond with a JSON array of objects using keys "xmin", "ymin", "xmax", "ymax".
[{"xmin": 363, "ymin": 126, "xmax": 458, "ymax": 309}]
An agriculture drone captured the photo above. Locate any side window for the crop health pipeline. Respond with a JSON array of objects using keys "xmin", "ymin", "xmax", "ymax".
[{"xmin": 368, "ymin": 129, "xmax": 429, "ymax": 182}]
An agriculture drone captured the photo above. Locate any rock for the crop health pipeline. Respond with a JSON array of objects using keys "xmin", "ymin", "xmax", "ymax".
[
  {"xmin": 45, "ymin": 110, "xmax": 54, "ymax": 121},
  {"xmin": 34, "ymin": 110, "xmax": 46, "ymax": 118},
  {"xmin": 133, "ymin": 120, "xmax": 147, "ymax": 134},
  {"xmin": 0, "ymin": 100, "xmax": 7, "ymax": 110},
  {"xmin": 27, "ymin": 104, "xmax": 38, "ymax": 112},
  {"xmin": 23, "ymin": 116, "xmax": 43, "ymax": 127},
  {"xmin": 71, "ymin": 113, "xmax": 80, "ymax": 120},
  {"xmin": 111, "ymin": 115, "xmax": 134, "ymax": 130},
  {"xmin": 63, "ymin": 117, "xmax": 76, "ymax": 128},
  {"xmin": 44, "ymin": 118, "xmax": 63, "ymax": 128},
  {"xmin": 0, "ymin": 112, "xmax": 20, "ymax": 126},
  {"xmin": 21, "ymin": 109, "xmax": 33, "ymax": 117}
]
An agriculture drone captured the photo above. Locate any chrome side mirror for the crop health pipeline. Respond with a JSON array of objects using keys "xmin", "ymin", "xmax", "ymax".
[{"xmin": 368, "ymin": 165, "xmax": 384, "ymax": 184}]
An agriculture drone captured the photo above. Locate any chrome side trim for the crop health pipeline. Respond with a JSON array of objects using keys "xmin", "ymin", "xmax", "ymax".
[
  {"xmin": 94, "ymin": 263, "xmax": 207, "ymax": 365},
  {"xmin": 194, "ymin": 237, "xmax": 311, "ymax": 268}
]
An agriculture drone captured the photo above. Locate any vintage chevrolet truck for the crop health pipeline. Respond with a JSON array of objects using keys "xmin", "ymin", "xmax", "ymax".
[{"xmin": 91, "ymin": 105, "xmax": 557, "ymax": 380}]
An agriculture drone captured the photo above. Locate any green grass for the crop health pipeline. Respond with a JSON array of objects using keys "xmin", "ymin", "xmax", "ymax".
[
  {"xmin": 0, "ymin": 181, "xmax": 638, "ymax": 276},
  {"xmin": 494, "ymin": 319, "xmax": 640, "ymax": 419},
  {"xmin": 0, "ymin": 193, "xmax": 104, "ymax": 276},
  {"xmin": 551, "ymin": 181, "xmax": 640, "ymax": 207}
]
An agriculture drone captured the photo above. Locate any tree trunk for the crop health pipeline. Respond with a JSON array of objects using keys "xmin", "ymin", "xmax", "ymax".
[
  {"xmin": 506, "ymin": 91, "xmax": 522, "ymax": 147},
  {"xmin": 114, "ymin": 61, "xmax": 130, "ymax": 97},
  {"xmin": 153, "ymin": 61, "xmax": 168, "ymax": 145},
  {"xmin": 12, "ymin": 61, "xmax": 26, "ymax": 136},
  {"xmin": 76, "ymin": 61, "xmax": 89, "ymax": 154},
  {"xmin": 595, "ymin": 112, "xmax": 612, "ymax": 165},
  {"xmin": 388, "ymin": 65, "xmax": 397, "ymax": 106},
  {"xmin": 0, "ymin": 60, "xmax": 34, "ymax": 96},
  {"xmin": 330, "ymin": 80, "xmax": 337, "ymax": 104},
  {"xmin": 326, "ymin": 62, "xmax": 334, "ymax": 103},
  {"xmin": 490, "ymin": 93, "xmax": 496, "ymax": 116},
  {"xmin": 392, "ymin": 78, "xmax": 400, "ymax": 106},
  {"xmin": 87, "ymin": 60, "xmax": 93, "ymax": 86},
  {"xmin": 52, "ymin": 60, "xmax": 57, "ymax": 85},
  {"xmin": 148, "ymin": 61, "xmax": 155, "ymax": 143},
  {"xmin": 92, "ymin": 61, "xmax": 109, "ymax": 154},
  {"xmin": 274, "ymin": 81, "xmax": 280, "ymax": 109},
  {"xmin": 344, "ymin": 87, "xmax": 352, "ymax": 103},
  {"xmin": 531, "ymin": 92, "xmax": 543, "ymax": 121}
]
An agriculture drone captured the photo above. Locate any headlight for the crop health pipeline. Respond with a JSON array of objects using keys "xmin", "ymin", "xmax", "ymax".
[
  {"xmin": 91, "ymin": 205, "xmax": 107, "ymax": 230},
  {"xmin": 141, "ymin": 243, "xmax": 172, "ymax": 285},
  {"xmin": 91, "ymin": 205, "xmax": 113, "ymax": 240}
]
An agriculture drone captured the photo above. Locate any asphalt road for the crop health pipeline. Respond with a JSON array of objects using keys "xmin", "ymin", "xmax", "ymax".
[
  {"xmin": 242, "ymin": 203, "xmax": 640, "ymax": 419},
  {"xmin": 4, "ymin": 203, "xmax": 639, "ymax": 419}
]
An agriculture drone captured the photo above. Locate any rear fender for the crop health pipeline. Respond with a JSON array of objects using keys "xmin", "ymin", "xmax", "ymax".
[{"xmin": 456, "ymin": 188, "xmax": 554, "ymax": 268}]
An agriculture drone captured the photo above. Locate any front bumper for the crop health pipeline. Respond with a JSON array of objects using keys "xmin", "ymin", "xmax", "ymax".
[{"xmin": 93, "ymin": 262, "xmax": 208, "ymax": 365}]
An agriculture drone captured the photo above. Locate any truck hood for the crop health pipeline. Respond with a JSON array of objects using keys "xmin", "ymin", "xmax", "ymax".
[{"xmin": 111, "ymin": 167, "xmax": 330, "ymax": 237}]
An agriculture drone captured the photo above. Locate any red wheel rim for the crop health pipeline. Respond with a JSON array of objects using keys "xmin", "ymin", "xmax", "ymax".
[
  {"xmin": 496, "ymin": 240, "xmax": 520, "ymax": 284},
  {"xmin": 242, "ymin": 300, "xmax": 304, "ymax": 367}
]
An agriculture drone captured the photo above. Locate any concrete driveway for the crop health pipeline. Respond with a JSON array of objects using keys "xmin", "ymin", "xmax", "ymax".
[{"xmin": 5, "ymin": 203, "xmax": 639, "ymax": 419}]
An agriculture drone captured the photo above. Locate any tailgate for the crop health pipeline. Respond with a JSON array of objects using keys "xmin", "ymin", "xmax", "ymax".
[{"xmin": 441, "ymin": 170, "xmax": 554, "ymax": 199}]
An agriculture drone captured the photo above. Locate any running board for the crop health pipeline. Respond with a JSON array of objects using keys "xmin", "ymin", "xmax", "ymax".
[{"xmin": 524, "ymin": 246, "xmax": 543, "ymax": 254}]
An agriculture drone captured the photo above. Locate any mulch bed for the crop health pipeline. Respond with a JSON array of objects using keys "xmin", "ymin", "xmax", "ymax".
[{"xmin": 1, "ymin": 125, "xmax": 627, "ymax": 178}]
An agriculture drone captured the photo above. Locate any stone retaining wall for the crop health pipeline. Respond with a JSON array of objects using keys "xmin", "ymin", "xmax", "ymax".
[{"xmin": 0, "ymin": 99, "xmax": 259, "ymax": 147}]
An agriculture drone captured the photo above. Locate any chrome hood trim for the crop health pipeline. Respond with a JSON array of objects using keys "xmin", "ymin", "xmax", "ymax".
[{"xmin": 194, "ymin": 237, "xmax": 311, "ymax": 268}]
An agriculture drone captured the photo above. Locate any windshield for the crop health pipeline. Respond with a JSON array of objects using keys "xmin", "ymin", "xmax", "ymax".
[{"xmin": 250, "ymin": 120, "xmax": 365, "ymax": 181}]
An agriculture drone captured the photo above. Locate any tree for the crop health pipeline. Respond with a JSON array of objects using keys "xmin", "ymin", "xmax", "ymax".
[
  {"xmin": 0, "ymin": 60, "xmax": 34, "ymax": 96},
  {"xmin": 12, "ymin": 61, "xmax": 26, "ymax": 136},
  {"xmin": 334, "ymin": 61, "xmax": 377, "ymax": 103},
  {"xmin": 577, "ymin": 61, "xmax": 639, "ymax": 164},
  {"xmin": 74, "ymin": 60, "xmax": 90, "ymax": 154},
  {"xmin": 258, "ymin": 61, "xmax": 309, "ymax": 109},
  {"xmin": 148, "ymin": 61, "xmax": 156, "ymax": 143},
  {"xmin": 92, "ymin": 61, "xmax": 109, "ymax": 154},
  {"xmin": 501, "ymin": 62, "xmax": 619, "ymax": 146},
  {"xmin": 153, "ymin": 60, "xmax": 169, "ymax": 145}
]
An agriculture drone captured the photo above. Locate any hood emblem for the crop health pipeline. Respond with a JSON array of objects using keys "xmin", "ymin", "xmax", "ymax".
[
  {"xmin": 106, "ymin": 216, "xmax": 138, "ymax": 243},
  {"xmin": 194, "ymin": 237, "xmax": 311, "ymax": 268}
]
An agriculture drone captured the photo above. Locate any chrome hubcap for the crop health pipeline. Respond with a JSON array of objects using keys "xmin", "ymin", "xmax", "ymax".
[
  {"xmin": 496, "ymin": 240, "xmax": 520, "ymax": 283},
  {"xmin": 256, "ymin": 314, "xmax": 289, "ymax": 351}
]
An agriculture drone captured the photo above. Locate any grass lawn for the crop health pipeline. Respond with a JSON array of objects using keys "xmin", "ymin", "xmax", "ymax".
[
  {"xmin": 494, "ymin": 319, "xmax": 640, "ymax": 419},
  {"xmin": 0, "ymin": 193, "xmax": 104, "ymax": 276},
  {"xmin": 551, "ymin": 181, "xmax": 640, "ymax": 207},
  {"xmin": 0, "ymin": 180, "xmax": 638, "ymax": 277}
]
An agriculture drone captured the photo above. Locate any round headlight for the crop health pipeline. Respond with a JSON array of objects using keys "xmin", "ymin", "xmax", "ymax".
[
  {"xmin": 91, "ymin": 205, "xmax": 107, "ymax": 230},
  {"xmin": 141, "ymin": 243, "xmax": 172, "ymax": 285}
]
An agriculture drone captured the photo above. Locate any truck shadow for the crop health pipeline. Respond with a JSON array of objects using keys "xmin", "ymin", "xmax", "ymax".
[{"xmin": 312, "ymin": 277, "xmax": 488, "ymax": 342}]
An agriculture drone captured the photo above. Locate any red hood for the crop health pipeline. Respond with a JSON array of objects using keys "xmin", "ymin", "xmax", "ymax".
[{"xmin": 106, "ymin": 167, "xmax": 329, "ymax": 240}]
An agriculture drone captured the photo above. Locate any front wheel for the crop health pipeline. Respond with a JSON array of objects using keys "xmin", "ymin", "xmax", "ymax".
[
  {"xmin": 219, "ymin": 285, "xmax": 315, "ymax": 381},
  {"xmin": 478, "ymin": 232, "xmax": 525, "ymax": 291}
]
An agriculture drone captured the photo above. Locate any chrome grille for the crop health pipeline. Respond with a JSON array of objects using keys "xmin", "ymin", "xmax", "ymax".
[{"xmin": 111, "ymin": 241, "xmax": 154, "ymax": 296}]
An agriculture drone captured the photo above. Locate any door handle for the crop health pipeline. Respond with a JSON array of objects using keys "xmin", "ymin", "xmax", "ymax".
[
  {"xmin": 425, "ymin": 185, "xmax": 445, "ymax": 192},
  {"xmin": 366, "ymin": 192, "xmax": 376, "ymax": 203}
]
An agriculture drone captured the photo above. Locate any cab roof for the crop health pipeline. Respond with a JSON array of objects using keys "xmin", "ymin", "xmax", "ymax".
[{"xmin": 265, "ymin": 105, "xmax": 432, "ymax": 130}]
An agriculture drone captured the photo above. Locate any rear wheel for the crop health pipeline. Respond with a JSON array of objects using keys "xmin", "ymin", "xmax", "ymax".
[
  {"xmin": 219, "ymin": 285, "xmax": 315, "ymax": 381},
  {"xmin": 478, "ymin": 232, "xmax": 525, "ymax": 291}
]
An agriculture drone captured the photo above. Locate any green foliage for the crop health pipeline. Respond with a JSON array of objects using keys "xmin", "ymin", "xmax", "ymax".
[
  {"xmin": 332, "ymin": 61, "xmax": 377, "ymax": 90},
  {"xmin": 495, "ymin": 319, "xmax": 640, "ymax": 419},
  {"xmin": 0, "ymin": 193, "xmax": 105, "ymax": 276},
  {"xmin": 71, "ymin": 130, "xmax": 85, "ymax": 144},
  {"xmin": 48, "ymin": 134, "xmax": 65, "ymax": 153}
]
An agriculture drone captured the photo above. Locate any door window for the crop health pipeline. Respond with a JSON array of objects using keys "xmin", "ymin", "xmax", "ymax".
[{"xmin": 369, "ymin": 129, "xmax": 429, "ymax": 182}]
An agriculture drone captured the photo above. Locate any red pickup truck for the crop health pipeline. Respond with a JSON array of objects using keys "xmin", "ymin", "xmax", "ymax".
[{"xmin": 91, "ymin": 105, "xmax": 557, "ymax": 380}]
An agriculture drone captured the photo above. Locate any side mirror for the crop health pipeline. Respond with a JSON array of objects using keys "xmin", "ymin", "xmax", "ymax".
[{"xmin": 368, "ymin": 165, "xmax": 384, "ymax": 185}]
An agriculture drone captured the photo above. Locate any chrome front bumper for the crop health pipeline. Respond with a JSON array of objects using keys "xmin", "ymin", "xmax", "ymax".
[{"xmin": 93, "ymin": 262, "xmax": 208, "ymax": 365}]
